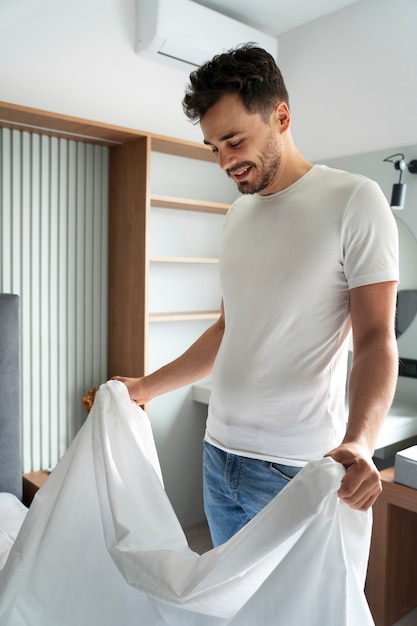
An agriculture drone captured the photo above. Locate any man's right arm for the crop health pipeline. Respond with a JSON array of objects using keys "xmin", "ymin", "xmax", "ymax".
[{"xmin": 112, "ymin": 302, "xmax": 225, "ymax": 405}]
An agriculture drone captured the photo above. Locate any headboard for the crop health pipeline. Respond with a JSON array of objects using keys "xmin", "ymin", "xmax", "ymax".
[{"xmin": 0, "ymin": 294, "xmax": 22, "ymax": 499}]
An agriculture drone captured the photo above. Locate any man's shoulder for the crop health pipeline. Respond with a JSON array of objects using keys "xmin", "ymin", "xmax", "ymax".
[{"xmin": 313, "ymin": 163, "xmax": 372, "ymax": 185}]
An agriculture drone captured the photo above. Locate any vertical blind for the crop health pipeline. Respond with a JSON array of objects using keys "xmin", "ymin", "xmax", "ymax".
[{"xmin": 0, "ymin": 128, "xmax": 109, "ymax": 472}]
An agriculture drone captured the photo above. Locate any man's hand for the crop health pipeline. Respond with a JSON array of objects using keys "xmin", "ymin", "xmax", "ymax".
[
  {"xmin": 325, "ymin": 442, "xmax": 382, "ymax": 511},
  {"xmin": 111, "ymin": 376, "xmax": 149, "ymax": 405}
]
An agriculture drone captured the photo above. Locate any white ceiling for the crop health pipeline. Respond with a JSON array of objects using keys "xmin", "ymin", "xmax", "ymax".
[{"xmin": 192, "ymin": 0, "xmax": 360, "ymax": 36}]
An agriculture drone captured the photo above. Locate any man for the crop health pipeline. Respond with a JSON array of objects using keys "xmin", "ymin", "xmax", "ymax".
[{"xmin": 113, "ymin": 45, "xmax": 399, "ymax": 547}]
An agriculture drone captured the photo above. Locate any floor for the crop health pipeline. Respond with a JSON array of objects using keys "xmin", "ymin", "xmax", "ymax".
[
  {"xmin": 184, "ymin": 520, "xmax": 212, "ymax": 554},
  {"xmin": 184, "ymin": 520, "xmax": 417, "ymax": 626},
  {"xmin": 393, "ymin": 608, "xmax": 417, "ymax": 625}
]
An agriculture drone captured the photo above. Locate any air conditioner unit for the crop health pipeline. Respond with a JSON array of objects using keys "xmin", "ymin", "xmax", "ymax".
[{"xmin": 135, "ymin": 0, "xmax": 278, "ymax": 71}]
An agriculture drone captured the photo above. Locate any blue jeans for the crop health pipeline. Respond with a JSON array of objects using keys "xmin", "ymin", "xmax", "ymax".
[{"xmin": 203, "ymin": 441, "xmax": 302, "ymax": 547}]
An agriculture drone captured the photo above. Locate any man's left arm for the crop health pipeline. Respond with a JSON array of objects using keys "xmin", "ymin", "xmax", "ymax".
[{"xmin": 326, "ymin": 280, "xmax": 398, "ymax": 510}]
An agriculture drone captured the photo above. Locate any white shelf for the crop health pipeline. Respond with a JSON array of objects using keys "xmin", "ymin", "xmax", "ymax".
[{"xmin": 150, "ymin": 256, "xmax": 219, "ymax": 264}]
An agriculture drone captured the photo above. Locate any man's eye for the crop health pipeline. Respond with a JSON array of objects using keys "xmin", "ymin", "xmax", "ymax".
[
  {"xmin": 211, "ymin": 147, "xmax": 219, "ymax": 154},
  {"xmin": 230, "ymin": 141, "xmax": 242, "ymax": 149}
]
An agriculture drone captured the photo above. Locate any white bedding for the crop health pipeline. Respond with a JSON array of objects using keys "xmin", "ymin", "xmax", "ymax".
[
  {"xmin": 0, "ymin": 381, "xmax": 375, "ymax": 625},
  {"xmin": 0, "ymin": 493, "xmax": 27, "ymax": 570}
]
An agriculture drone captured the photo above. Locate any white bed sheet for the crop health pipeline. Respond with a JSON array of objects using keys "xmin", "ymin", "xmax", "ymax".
[
  {"xmin": 0, "ymin": 381, "xmax": 374, "ymax": 625},
  {"xmin": 0, "ymin": 493, "xmax": 27, "ymax": 570}
]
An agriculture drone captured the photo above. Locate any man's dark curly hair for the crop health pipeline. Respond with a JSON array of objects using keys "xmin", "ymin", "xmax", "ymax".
[{"xmin": 182, "ymin": 43, "xmax": 289, "ymax": 124}]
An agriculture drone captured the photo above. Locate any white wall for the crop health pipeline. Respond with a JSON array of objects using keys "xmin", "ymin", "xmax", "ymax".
[
  {"xmin": 0, "ymin": 0, "xmax": 202, "ymax": 143},
  {"xmin": 278, "ymin": 0, "xmax": 417, "ymax": 161}
]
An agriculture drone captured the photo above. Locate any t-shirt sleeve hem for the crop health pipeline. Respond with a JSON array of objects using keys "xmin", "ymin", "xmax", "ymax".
[{"xmin": 348, "ymin": 271, "xmax": 399, "ymax": 290}]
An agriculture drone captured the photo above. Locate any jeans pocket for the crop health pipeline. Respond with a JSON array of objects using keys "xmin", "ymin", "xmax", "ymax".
[{"xmin": 268, "ymin": 463, "xmax": 301, "ymax": 482}]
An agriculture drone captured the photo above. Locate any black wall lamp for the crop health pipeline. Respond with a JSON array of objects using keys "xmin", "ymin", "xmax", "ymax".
[{"xmin": 383, "ymin": 153, "xmax": 417, "ymax": 210}]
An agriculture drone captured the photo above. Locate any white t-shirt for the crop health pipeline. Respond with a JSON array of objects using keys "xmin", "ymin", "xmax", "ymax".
[{"xmin": 205, "ymin": 165, "xmax": 399, "ymax": 465}]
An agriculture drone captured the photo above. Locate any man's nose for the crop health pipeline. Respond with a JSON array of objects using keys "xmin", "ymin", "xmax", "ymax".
[{"xmin": 218, "ymin": 148, "xmax": 235, "ymax": 172}]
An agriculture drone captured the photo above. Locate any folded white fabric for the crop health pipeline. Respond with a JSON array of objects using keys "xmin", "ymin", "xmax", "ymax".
[{"xmin": 0, "ymin": 381, "xmax": 374, "ymax": 625}]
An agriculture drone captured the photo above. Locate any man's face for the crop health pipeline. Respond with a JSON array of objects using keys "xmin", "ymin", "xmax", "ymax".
[{"xmin": 200, "ymin": 92, "xmax": 282, "ymax": 196}]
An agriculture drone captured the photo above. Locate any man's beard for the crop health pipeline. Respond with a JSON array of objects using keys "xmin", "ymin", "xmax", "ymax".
[{"xmin": 228, "ymin": 135, "xmax": 281, "ymax": 195}]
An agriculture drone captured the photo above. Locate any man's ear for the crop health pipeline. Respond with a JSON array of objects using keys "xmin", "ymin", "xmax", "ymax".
[{"xmin": 273, "ymin": 102, "xmax": 291, "ymax": 133}]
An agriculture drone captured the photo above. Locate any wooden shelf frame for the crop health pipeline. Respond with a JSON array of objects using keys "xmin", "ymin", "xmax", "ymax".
[
  {"xmin": 0, "ymin": 100, "xmax": 216, "ymax": 159},
  {"xmin": 149, "ymin": 311, "xmax": 221, "ymax": 322},
  {"xmin": 151, "ymin": 194, "xmax": 229, "ymax": 215},
  {"xmin": 0, "ymin": 101, "xmax": 224, "ymax": 379}
]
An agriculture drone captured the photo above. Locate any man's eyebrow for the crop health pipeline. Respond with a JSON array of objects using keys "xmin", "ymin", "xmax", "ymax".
[{"xmin": 203, "ymin": 131, "xmax": 241, "ymax": 146}]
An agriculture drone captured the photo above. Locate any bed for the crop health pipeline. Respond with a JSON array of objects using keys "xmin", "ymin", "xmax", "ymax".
[{"xmin": 0, "ymin": 294, "xmax": 28, "ymax": 569}]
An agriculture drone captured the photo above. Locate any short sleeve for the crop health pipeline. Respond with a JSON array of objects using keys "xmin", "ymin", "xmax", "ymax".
[{"xmin": 342, "ymin": 180, "xmax": 399, "ymax": 289}]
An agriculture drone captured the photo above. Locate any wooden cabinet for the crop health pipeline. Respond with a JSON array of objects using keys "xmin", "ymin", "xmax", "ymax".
[
  {"xmin": 0, "ymin": 100, "xmax": 229, "ymax": 380},
  {"xmin": 22, "ymin": 470, "xmax": 49, "ymax": 506},
  {"xmin": 366, "ymin": 467, "xmax": 417, "ymax": 626},
  {"xmin": 107, "ymin": 135, "xmax": 230, "ymax": 378}
]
